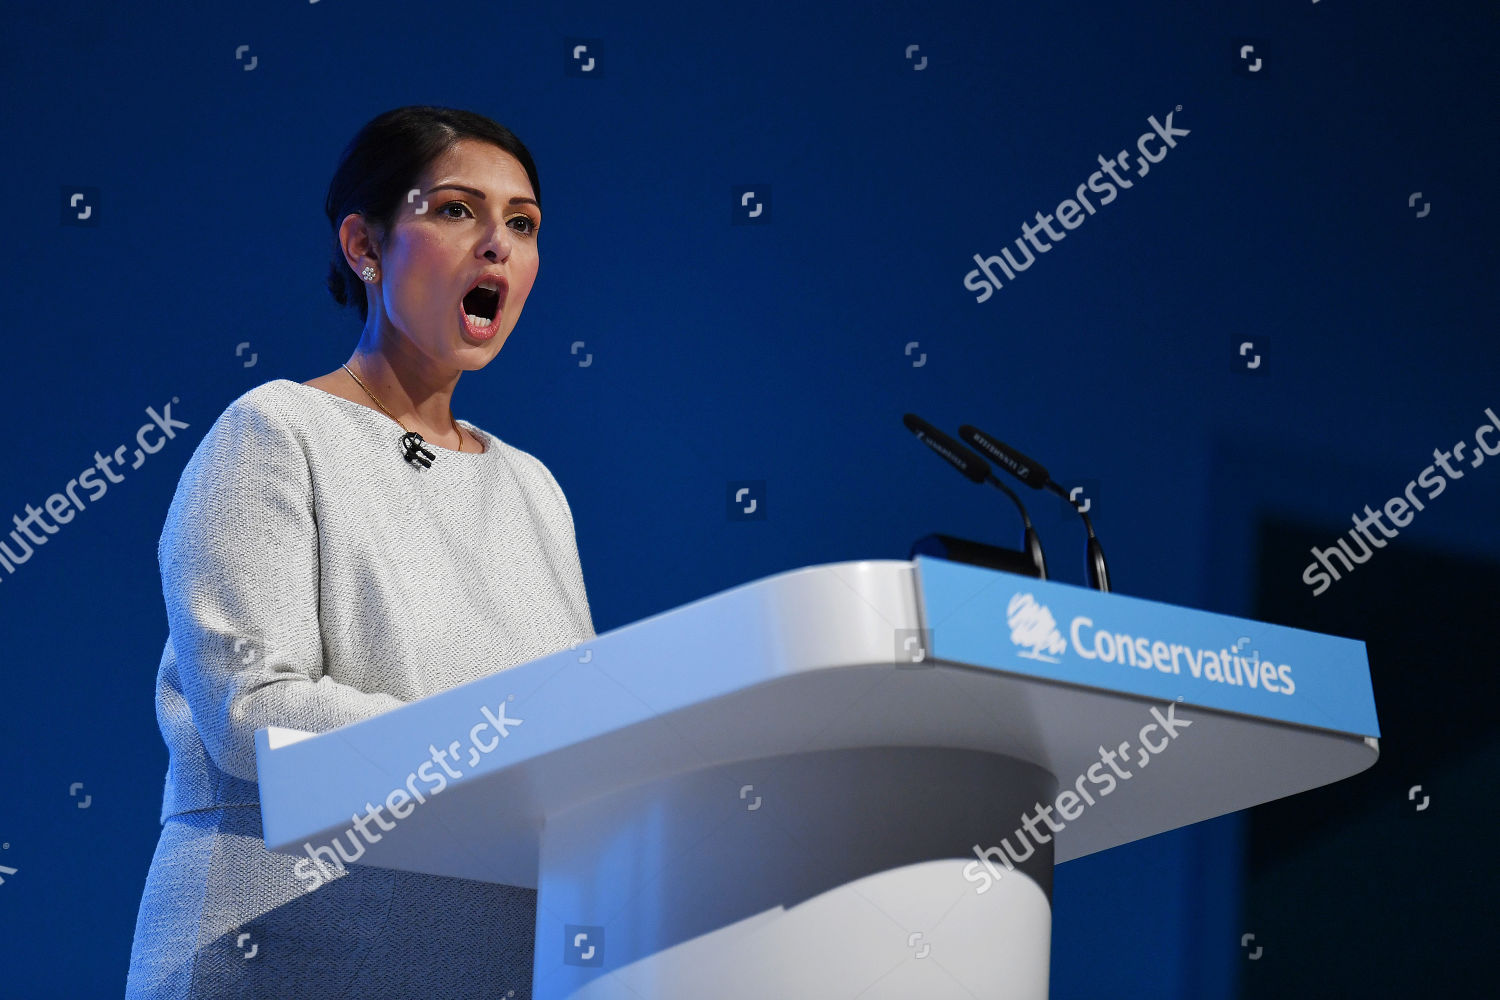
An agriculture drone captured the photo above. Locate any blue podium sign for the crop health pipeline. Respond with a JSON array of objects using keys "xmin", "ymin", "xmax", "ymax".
[{"xmin": 914, "ymin": 556, "xmax": 1380, "ymax": 738}]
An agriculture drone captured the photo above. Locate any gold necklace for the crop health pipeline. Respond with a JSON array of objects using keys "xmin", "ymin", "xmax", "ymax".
[{"xmin": 341, "ymin": 362, "xmax": 463, "ymax": 469}]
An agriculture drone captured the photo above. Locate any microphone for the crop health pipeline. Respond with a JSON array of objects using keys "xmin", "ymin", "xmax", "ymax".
[
  {"xmin": 959, "ymin": 424, "xmax": 1110, "ymax": 592},
  {"xmin": 401, "ymin": 431, "xmax": 436, "ymax": 469},
  {"xmin": 902, "ymin": 413, "xmax": 1047, "ymax": 578}
]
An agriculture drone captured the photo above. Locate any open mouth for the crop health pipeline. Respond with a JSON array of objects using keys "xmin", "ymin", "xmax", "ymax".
[{"xmin": 462, "ymin": 285, "xmax": 502, "ymax": 329}]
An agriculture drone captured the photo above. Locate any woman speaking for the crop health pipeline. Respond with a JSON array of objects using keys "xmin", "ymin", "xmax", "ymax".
[{"xmin": 125, "ymin": 106, "xmax": 594, "ymax": 998}]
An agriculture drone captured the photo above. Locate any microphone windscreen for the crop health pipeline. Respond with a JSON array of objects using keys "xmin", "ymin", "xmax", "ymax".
[
  {"xmin": 959, "ymin": 425, "xmax": 1049, "ymax": 488},
  {"xmin": 903, "ymin": 413, "xmax": 989, "ymax": 484}
]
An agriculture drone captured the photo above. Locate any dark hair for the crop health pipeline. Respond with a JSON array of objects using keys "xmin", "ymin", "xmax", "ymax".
[{"xmin": 324, "ymin": 105, "xmax": 542, "ymax": 323}]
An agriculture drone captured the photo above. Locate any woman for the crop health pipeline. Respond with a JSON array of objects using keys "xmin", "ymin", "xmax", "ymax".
[{"xmin": 125, "ymin": 106, "xmax": 594, "ymax": 998}]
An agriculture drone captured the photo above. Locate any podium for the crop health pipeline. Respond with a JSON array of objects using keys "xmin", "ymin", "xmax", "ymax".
[{"xmin": 255, "ymin": 557, "xmax": 1380, "ymax": 999}]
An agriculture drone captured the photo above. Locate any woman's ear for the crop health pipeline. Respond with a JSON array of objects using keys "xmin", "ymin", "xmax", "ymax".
[{"xmin": 339, "ymin": 212, "xmax": 385, "ymax": 273}]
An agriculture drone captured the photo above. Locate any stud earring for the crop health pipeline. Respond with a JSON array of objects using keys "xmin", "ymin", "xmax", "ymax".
[{"xmin": 360, "ymin": 265, "xmax": 378, "ymax": 282}]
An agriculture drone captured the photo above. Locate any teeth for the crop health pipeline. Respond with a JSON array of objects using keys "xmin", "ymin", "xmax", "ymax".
[{"xmin": 466, "ymin": 313, "xmax": 494, "ymax": 328}]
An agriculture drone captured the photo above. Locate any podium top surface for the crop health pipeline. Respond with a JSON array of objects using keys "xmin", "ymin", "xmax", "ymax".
[{"xmin": 256, "ymin": 558, "xmax": 1378, "ymax": 885}]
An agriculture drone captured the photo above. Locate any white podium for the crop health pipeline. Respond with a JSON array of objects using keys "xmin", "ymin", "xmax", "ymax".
[{"xmin": 255, "ymin": 557, "xmax": 1380, "ymax": 999}]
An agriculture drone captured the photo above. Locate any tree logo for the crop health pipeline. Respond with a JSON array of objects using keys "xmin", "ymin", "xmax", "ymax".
[{"xmin": 1007, "ymin": 593, "xmax": 1067, "ymax": 663}]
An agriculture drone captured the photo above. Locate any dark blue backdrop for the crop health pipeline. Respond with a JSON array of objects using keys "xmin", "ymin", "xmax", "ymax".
[{"xmin": 2, "ymin": 1, "xmax": 1495, "ymax": 996}]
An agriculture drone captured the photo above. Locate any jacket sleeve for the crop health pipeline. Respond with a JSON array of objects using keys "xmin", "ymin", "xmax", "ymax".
[{"xmin": 158, "ymin": 394, "xmax": 404, "ymax": 782}]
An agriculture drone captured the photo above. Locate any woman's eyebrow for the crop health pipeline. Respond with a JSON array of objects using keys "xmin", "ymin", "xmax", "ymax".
[{"xmin": 424, "ymin": 183, "xmax": 538, "ymax": 209}]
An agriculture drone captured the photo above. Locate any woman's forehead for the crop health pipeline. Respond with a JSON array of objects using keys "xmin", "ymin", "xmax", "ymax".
[{"xmin": 424, "ymin": 141, "xmax": 531, "ymax": 194}]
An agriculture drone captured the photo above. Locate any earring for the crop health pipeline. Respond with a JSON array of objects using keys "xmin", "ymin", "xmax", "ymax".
[{"xmin": 360, "ymin": 265, "xmax": 378, "ymax": 282}]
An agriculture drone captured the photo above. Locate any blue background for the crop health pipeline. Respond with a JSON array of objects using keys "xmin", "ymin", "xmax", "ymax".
[{"xmin": 1, "ymin": 0, "xmax": 1495, "ymax": 996}]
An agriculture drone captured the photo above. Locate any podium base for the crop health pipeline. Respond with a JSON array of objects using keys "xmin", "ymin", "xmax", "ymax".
[{"xmin": 532, "ymin": 747, "xmax": 1056, "ymax": 1000}]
